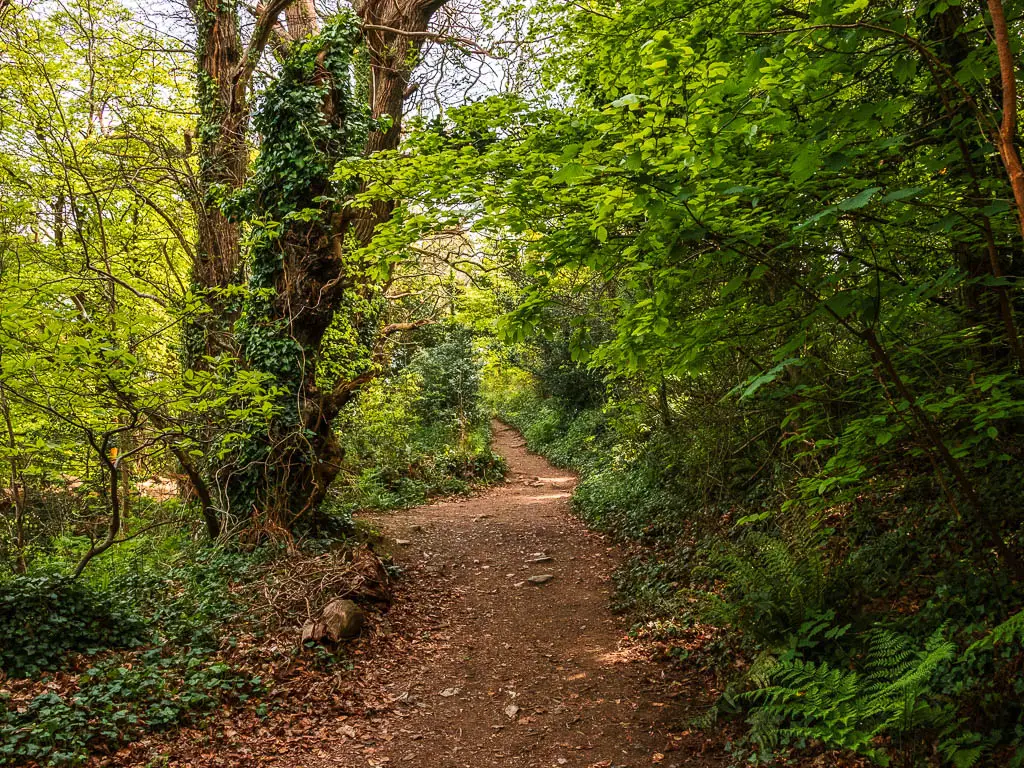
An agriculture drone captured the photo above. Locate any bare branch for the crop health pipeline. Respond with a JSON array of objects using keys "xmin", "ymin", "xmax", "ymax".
[{"xmin": 234, "ymin": 0, "xmax": 295, "ymax": 105}]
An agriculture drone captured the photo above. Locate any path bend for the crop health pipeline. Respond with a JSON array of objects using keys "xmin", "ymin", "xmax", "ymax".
[{"xmin": 287, "ymin": 421, "xmax": 716, "ymax": 768}]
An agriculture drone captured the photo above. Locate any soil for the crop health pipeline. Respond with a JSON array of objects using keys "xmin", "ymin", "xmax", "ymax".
[{"xmin": 279, "ymin": 422, "xmax": 728, "ymax": 768}]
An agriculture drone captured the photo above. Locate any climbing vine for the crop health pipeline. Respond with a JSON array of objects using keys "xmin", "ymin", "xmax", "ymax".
[{"xmin": 223, "ymin": 11, "xmax": 372, "ymax": 524}]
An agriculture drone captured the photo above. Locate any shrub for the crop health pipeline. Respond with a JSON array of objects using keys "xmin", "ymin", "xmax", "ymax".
[
  {"xmin": 409, "ymin": 324, "xmax": 483, "ymax": 429},
  {"xmin": 0, "ymin": 573, "xmax": 147, "ymax": 678},
  {"xmin": 0, "ymin": 651, "xmax": 262, "ymax": 767},
  {"xmin": 695, "ymin": 526, "xmax": 831, "ymax": 647},
  {"xmin": 745, "ymin": 629, "xmax": 956, "ymax": 764}
]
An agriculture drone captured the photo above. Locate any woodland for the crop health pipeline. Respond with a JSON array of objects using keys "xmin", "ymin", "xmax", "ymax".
[{"xmin": 1, "ymin": 0, "xmax": 1024, "ymax": 764}]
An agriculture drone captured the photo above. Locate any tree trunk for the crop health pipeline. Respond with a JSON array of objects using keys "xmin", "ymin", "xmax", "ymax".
[
  {"xmin": 183, "ymin": 0, "xmax": 297, "ymax": 535},
  {"xmin": 218, "ymin": 0, "xmax": 449, "ymax": 533},
  {"xmin": 185, "ymin": 0, "xmax": 249, "ymax": 366},
  {"xmin": 352, "ymin": 0, "xmax": 447, "ymax": 244}
]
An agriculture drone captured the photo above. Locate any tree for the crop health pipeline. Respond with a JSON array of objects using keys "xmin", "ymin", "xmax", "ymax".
[
  {"xmin": 351, "ymin": 0, "xmax": 1024, "ymax": 578},
  {"xmin": 0, "ymin": 0, "xmax": 224, "ymax": 569},
  {"xmin": 182, "ymin": 0, "xmax": 455, "ymax": 532}
]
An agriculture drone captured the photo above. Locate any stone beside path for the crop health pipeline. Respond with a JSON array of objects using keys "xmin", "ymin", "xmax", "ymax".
[{"xmin": 282, "ymin": 421, "xmax": 722, "ymax": 768}]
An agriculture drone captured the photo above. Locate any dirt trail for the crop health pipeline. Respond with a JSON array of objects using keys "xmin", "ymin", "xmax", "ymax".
[{"xmin": 290, "ymin": 422, "xmax": 716, "ymax": 768}]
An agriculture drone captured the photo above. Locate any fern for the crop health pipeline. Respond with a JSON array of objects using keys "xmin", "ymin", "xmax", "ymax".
[
  {"xmin": 965, "ymin": 608, "xmax": 1024, "ymax": 655},
  {"xmin": 745, "ymin": 629, "xmax": 955, "ymax": 765},
  {"xmin": 696, "ymin": 523, "xmax": 829, "ymax": 643}
]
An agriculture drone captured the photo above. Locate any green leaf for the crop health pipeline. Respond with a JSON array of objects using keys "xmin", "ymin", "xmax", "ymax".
[
  {"xmin": 837, "ymin": 186, "xmax": 882, "ymax": 211},
  {"xmin": 552, "ymin": 162, "xmax": 587, "ymax": 184},
  {"xmin": 880, "ymin": 187, "xmax": 923, "ymax": 203}
]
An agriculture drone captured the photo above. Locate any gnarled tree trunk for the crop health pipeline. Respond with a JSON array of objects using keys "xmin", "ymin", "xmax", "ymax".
[{"xmin": 219, "ymin": 0, "xmax": 449, "ymax": 532}]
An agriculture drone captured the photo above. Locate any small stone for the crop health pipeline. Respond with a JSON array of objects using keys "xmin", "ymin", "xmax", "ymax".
[
  {"xmin": 439, "ymin": 687, "xmax": 460, "ymax": 697},
  {"xmin": 504, "ymin": 704, "xmax": 520, "ymax": 719},
  {"xmin": 527, "ymin": 574, "xmax": 554, "ymax": 585},
  {"xmin": 339, "ymin": 725, "xmax": 357, "ymax": 739},
  {"xmin": 396, "ymin": 539, "xmax": 411, "ymax": 546},
  {"xmin": 301, "ymin": 599, "xmax": 363, "ymax": 644},
  {"xmin": 322, "ymin": 598, "xmax": 364, "ymax": 640},
  {"xmin": 513, "ymin": 581, "xmax": 525, "ymax": 588},
  {"xmin": 526, "ymin": 555, "xmax": 553, "ymax": 563}
]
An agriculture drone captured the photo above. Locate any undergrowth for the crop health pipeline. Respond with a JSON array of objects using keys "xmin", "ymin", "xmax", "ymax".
[
  {"xmin": 0, "ymin": 544, "xmax": 268, "ymax": 766},
  {"xmin": 489, "ymin": 377, "xmax": 1024, "ymax": 767},
  {"xmin": 0, "ymin": 323, "xmax": 504, "ymax": 767}
]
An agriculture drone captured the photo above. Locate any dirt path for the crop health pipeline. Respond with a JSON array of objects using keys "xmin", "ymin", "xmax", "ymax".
[{"xmin": 287, "ymin": 422, "xmax": 718, "ymax": 768}]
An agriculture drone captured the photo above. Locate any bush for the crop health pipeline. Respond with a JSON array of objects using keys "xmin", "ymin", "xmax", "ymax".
[
  {"xmin": 0, "ymin": 650, "xmax": 262, "ymax": 767},
  {"xmin": 745, "ymin": 629, "xmax": 957, "ymax": 764},
  {"xmin": 0, "ymin": 573, "xmax": 148, "ymax": 678},
  {"xmin": 409, "ymin": 324, "xmax": 483, "ymax": 429},
  {"xmin": 695, "ymin": 526, "xmax": 831, "ymax": 647}
]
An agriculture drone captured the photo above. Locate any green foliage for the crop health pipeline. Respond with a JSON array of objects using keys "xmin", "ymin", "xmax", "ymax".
[
  {"xmin": 0, "ymin": 574, "xmax": 147, "ymax": 678},
  {"xmin": 0, "ymin": 544, "xmax": 271, "ymax": 766},
  {"xmin": 485, "ymin": 372, "xmax": 1024, "ymax": 763},
  {"xmin": 335, "ymin": 329, "xmax": 506, "ymax": 512},
  {"xmin": 697, "ymin": 527, "xmax": 830, "ymax": 646},
  {"xmin": 0, "ymin": 651, "xmax": 261, "ymax": 767},
  {"xmin": 367, "ymin": 0, "xmax": 1024, "ymax": 759},
  {"xmin": 746, "ymin": 630, "xmax": 956, "ymax": 764},
  {"xmin": 409, "ymin": 325, "xmax": 483, "ymax": 429},
  {"xmin": 223, "ymin": 10, "xmax": 371, "ymax": 519},
  {"xmin": 6, "ymin": 0, "xmax": 1024, "ymax": 762},
  {"xmin": 117, "ymin": 544, "xmax": 266, "ymax": 648}
]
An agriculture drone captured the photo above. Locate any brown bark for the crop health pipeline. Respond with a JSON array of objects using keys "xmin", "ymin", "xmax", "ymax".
[
  {"xmin": 190, "ymin": 0, "xmax": 246, "ymax": 287},
  {"xmin": 183, "ymin": 0, "xmax": 299, "ymax": 533},
  {"xmin": 352, "ymin": 0, "xmax": 448, "ymax": 244},
  {"xmin": 73, "ymin": 433, "xmax": 125, "ymax": 579},
  {"xmin": 201, "ymin": 0, "xmax": 450, "ymax": 531},
  {"xmin": 249, "ymin": 0, "xmax": 449, "ymax": 527},
  {"xmin": 285, "ymin": 0, "xmax": 318, "ymax": 40},
  {"xmin": 985, "ymin": 0, "xmax": 1024, "ymax": 242},
  {"xmin": 0, "ymin": 379, "xmax": 26, "ymax": 573},
  {"xmin": 187, "ymin": 0, "xmax": 295, "ymax": 361}
]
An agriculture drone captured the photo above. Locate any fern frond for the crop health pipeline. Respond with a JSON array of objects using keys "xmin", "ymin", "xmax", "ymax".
[
  {"xmin": 744, "ymin": 629, "xmax": 953, "ymax": 764},
  {"xmin": 965, "ymin": 609, "xmax": 1024, "ymax": 655}
]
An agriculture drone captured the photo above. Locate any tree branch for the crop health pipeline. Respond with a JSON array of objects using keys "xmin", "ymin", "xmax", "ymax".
[{"xmin": 234, "ymin": 0, "xmax": 295, "ymax": 105}]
